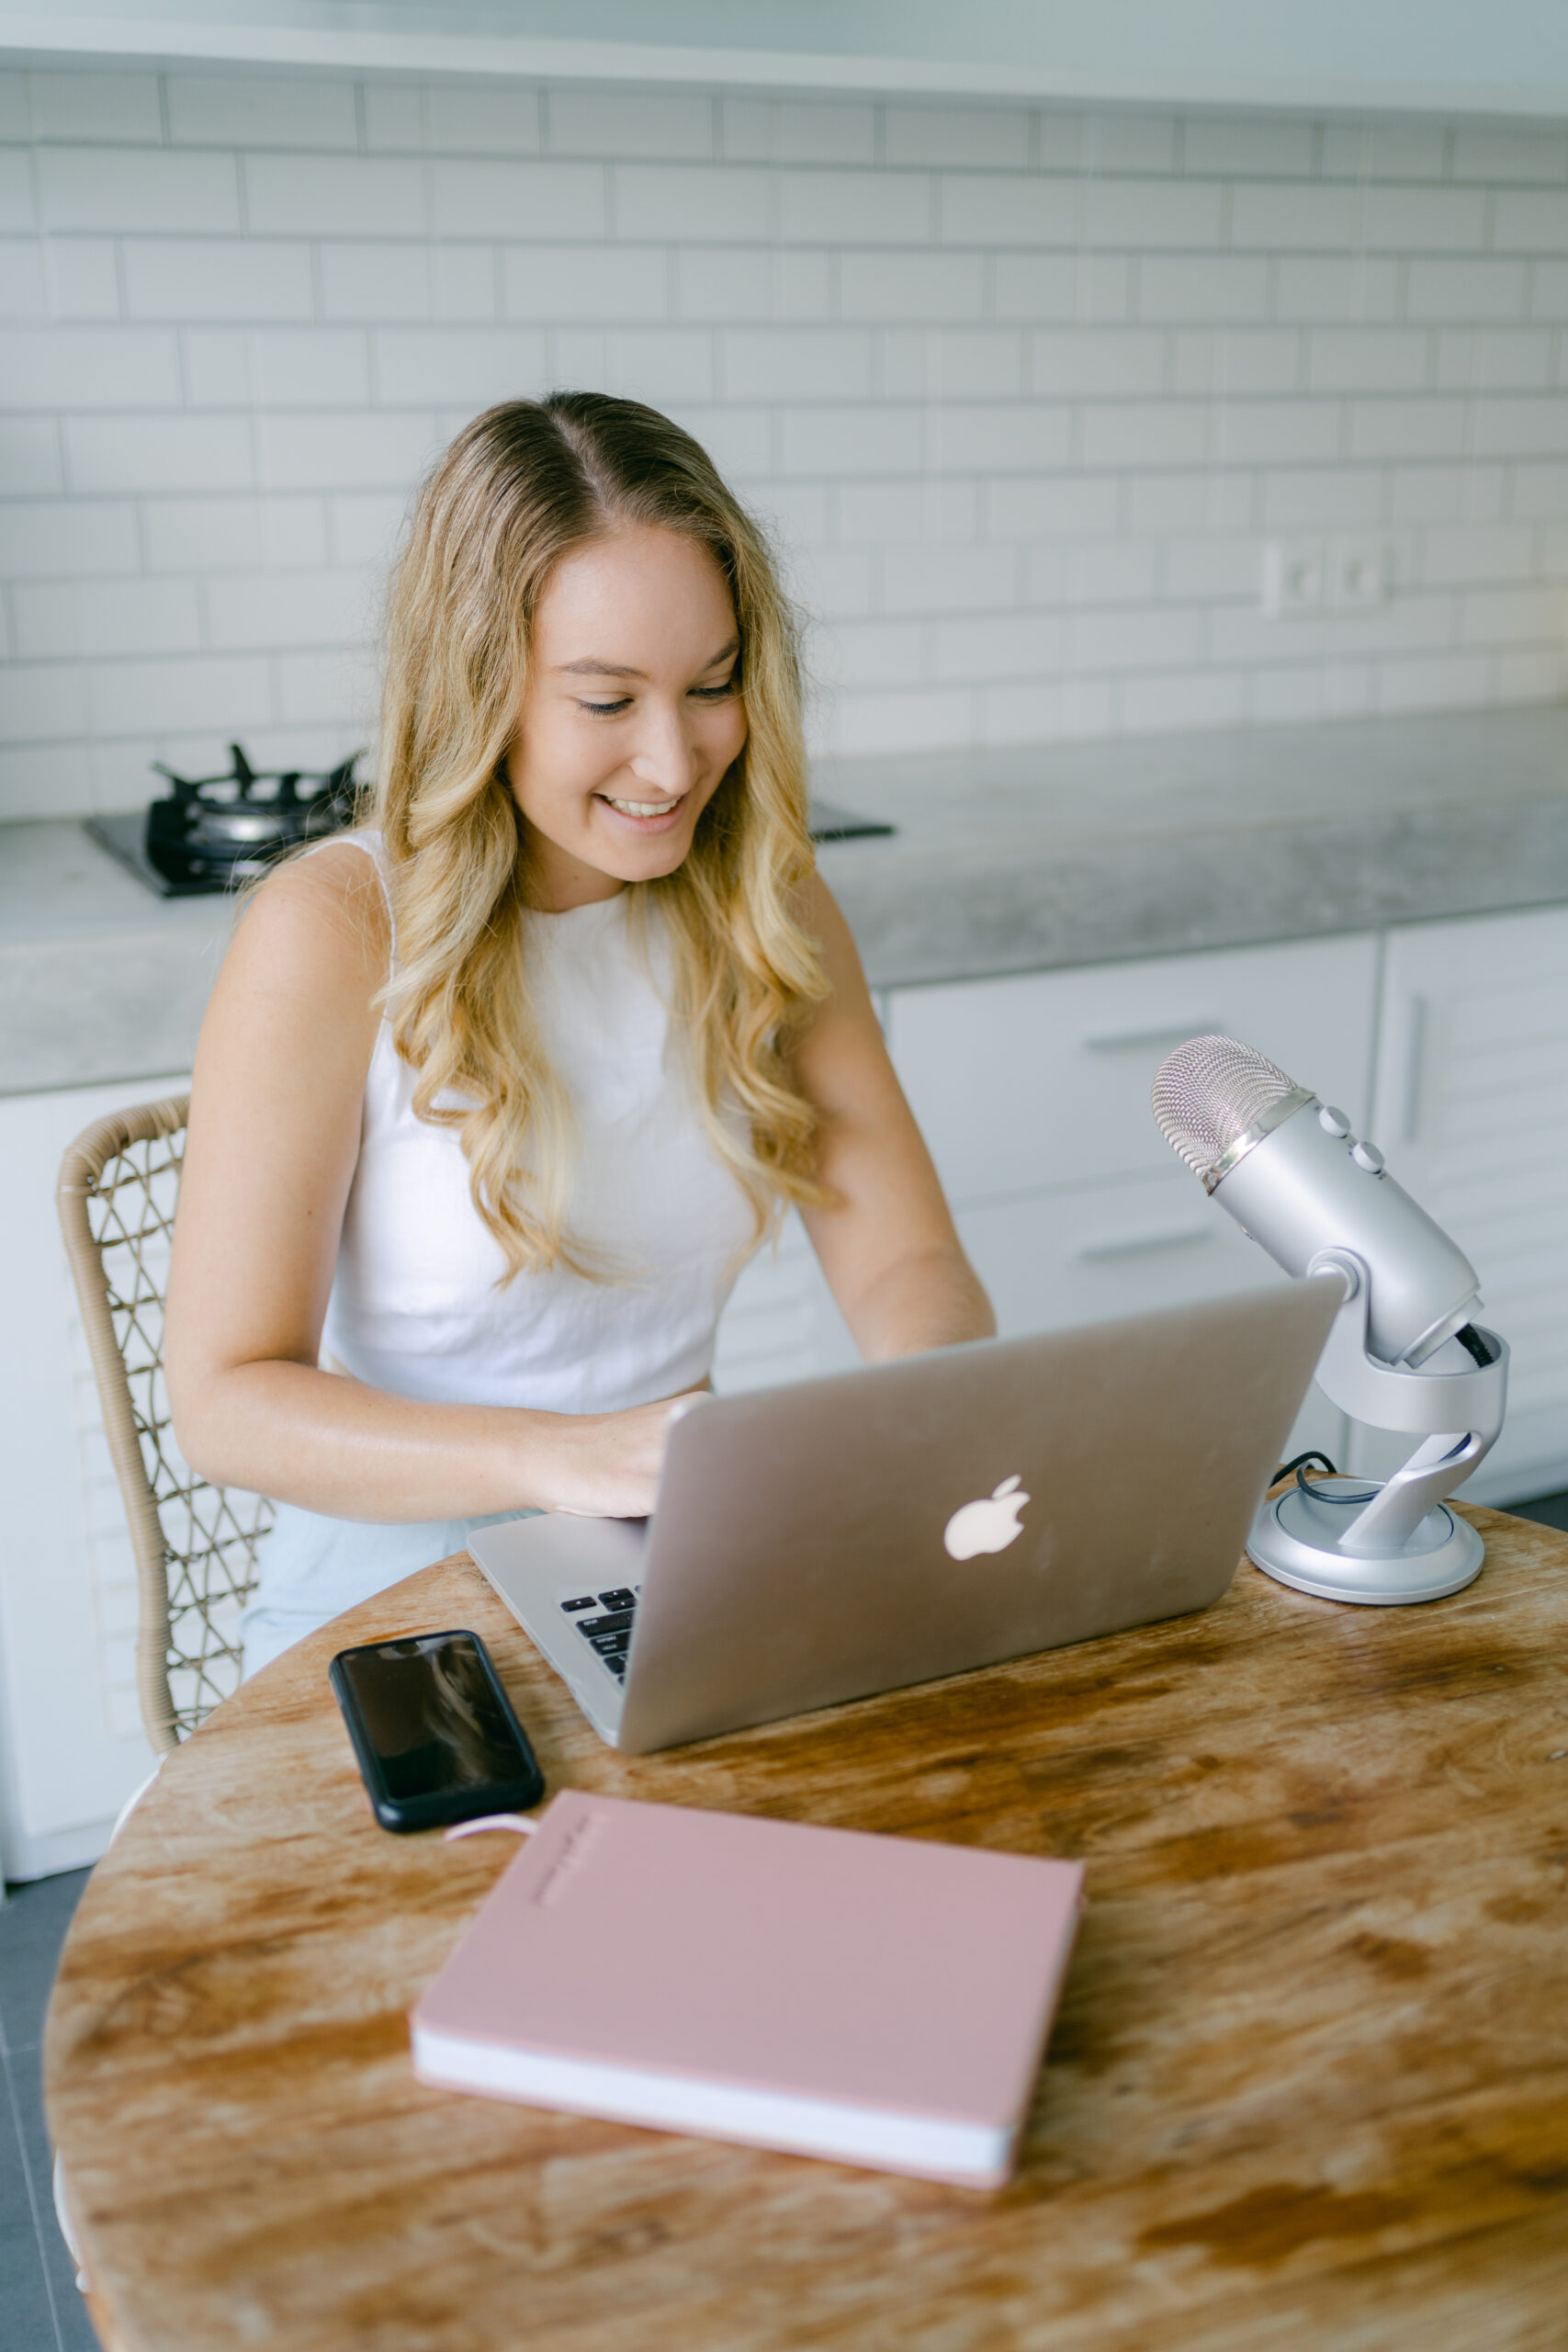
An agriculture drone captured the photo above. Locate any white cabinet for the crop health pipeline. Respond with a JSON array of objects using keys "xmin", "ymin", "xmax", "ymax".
[
  {"xmin": 1361, "ymin": 905, "xmax": 1568, "ymax": 1506},
  {"xmin": 954, "ymin": 1175, "xmax": 1271, "ymax": 1335},
  {"xmin": 886, "ymin": 933, "xmax": 1378, "ymax": 1204},
  {"xmin": 716, "ymin": 932, "xmax": 1381, "ymax": 1468},
  {"xmin": 719, "ymin": 909, "xmax": 1568, "ymax": 1514},
  {"xmin": 0, "ymin": 1076, "xmax": 183, "ymax": 1881},
  {"xmin": 894, "ymin": 933, "xmax": 1379, "ymax": 1463}
]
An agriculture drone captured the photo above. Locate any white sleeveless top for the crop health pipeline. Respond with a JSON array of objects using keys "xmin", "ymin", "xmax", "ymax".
[{"xmin": 320, "ymin": 832, "xmax": 760, "ymax": 1414}]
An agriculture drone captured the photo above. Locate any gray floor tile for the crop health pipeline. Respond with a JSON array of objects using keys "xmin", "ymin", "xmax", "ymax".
[
  {"xmin": 10, "ymin": 2043, "xmax": 99, "ymax": 2348},
  {"xmin": 2, "ymin": 2046, "xmax": 65, "ymax": 2352},
  {"xmin": 0, "ymin": 2212, "xmax": 64, "ymax": 2352},
  {"xmin": 0, "ymin": 1872, "xmax": 95, "ymax": 2352},
  {"xmin": 0, "ymin": 1871, "xmax": 90, "ymax": 2058},
  {"xmin": 0, "ymin": 2048, "xmax": 35, "ymax": 2222},
  {"xmin": 45, "ymin": 2242, "xmax": 100, "ymax": 2352},
  {"xmin": 1508, "ymin": 1487, "xmax": 1568, "ymax": 1534}
]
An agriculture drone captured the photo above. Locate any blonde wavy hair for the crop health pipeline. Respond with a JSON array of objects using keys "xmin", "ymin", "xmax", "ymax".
[{"xmin": 373, "ymin": 391, "xmax": 830, "ymax": 1282}]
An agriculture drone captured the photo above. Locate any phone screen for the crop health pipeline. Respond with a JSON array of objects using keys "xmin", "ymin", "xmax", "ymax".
[{"xmin": 330, "ymin": 1629, "xmax": 545, "ymax": 1831}]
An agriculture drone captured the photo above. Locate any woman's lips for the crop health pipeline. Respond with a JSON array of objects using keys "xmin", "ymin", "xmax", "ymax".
[{"xmin": 594, "ymin": 791, "xmax": 690, "ymax": 833}]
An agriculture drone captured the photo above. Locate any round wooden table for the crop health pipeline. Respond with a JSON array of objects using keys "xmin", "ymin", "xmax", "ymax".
[{"xmin": 46, "ymin": 1506, "xmax": 1568, "ymax": 2351}]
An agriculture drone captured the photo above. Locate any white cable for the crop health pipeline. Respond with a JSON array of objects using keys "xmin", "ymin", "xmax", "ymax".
[
  {"xmin": 442, "ymin": 1813, "xmax": 539, "ymax": 1841},
  {"xmin": 108, "ymin": 1760, "xmax": 163, "ymax": 1846},
  {"xmin": 52, "ymin": 2154, "xmax": 88, "ymax": 2293}
]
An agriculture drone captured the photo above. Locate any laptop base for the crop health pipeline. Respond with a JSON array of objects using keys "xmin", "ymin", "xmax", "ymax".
[{"xmin": 469, "ymin": 1515, "xmax": 644, "ymax": 1744}]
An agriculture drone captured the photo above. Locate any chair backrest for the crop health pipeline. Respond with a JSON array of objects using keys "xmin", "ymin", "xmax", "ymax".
[{"xmin": 56, "ymin": 1097, "xmax": 274, "ymax": 1754}]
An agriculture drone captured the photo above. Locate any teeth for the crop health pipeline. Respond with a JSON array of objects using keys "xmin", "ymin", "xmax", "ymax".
[{"xmin": 604, "ymin": 795, "xmax": 681, "ymax": 816}]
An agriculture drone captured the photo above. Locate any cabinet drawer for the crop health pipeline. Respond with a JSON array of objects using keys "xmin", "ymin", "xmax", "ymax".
[
  {"xmin": 955, "ymin": 1174, "xmax": 1343, "ymax": 1461},
  {"xmin": 887, "ymin": 933, "xmax": 1378, "ymax": 1204},
  {"xmin": 954, "ymin": 1170, "xmax": 1278, "ymax": 1338},
  {"xmin": 713, "ymin": 1183, "xmax": 1340, "ymax": 1453}
]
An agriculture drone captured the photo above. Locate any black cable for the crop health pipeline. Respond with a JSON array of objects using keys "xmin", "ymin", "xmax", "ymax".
[
  {"xmin": 1273, "ymin": 1450, "xmax": 1338, "ymax": 1484},
  {"xmin": 1295, "ymin": 1465, "xmax": 1380, "ymax": 1504},
  {"xmin": 1272, "ymin": 1448, "xmax": 1380, "ymax": 1508},
  {"xmin": 1270, "ymin": 1333, "xmax": 1495, "ymax": 1511}
]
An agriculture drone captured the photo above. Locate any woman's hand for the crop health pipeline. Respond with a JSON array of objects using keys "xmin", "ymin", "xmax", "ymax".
[{"xmin": 536, "ymin": 1391, "xmax": 706, "ymax": 1519}]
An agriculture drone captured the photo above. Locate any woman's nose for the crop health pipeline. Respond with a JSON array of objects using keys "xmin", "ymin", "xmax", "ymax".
[{"xmin": 626, "ymin": 702, "xmax": 699, "ymax": 796}]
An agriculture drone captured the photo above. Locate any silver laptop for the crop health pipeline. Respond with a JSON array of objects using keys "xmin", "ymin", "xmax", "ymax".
[{"xmin": 468, "ymin": 1276, "xmax": 1340, "ymax": 1754}]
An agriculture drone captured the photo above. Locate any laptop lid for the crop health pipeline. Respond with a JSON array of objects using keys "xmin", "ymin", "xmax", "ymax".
[{"xmin": 611, "ymin": 1276, "xmax": 1340, "ymax": 1754}]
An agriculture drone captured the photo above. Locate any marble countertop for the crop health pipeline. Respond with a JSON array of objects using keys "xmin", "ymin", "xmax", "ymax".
[
  {"xmin": 5, "ymin": 702, "xmax": 1568, "ymax": 1097},
  {"xmin": 814, "ymin": 701, "xmax": 1568, "ymax": 989}
]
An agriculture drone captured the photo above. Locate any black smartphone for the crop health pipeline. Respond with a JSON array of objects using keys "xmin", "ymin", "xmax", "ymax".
[{"xmin": 329, "ymin": 1628, "xmax": 545, "ymax": 1834}]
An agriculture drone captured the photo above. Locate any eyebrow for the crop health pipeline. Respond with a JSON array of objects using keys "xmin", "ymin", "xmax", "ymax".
[{"xmin": 553, "ymin": 637, "xmax": 739, "ymax": 680}]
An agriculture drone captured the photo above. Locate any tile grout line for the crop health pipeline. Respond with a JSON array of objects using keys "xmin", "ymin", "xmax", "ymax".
[{"xmin": 0, "ymin": 2036, "xmax": 70, "ymax": 2352}]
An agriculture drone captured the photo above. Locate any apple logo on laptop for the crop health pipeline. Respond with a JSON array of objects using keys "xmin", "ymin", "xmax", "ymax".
[{"xmin": 943, "ymin": 1475, "xmax": 1030, "ymax": 1561}]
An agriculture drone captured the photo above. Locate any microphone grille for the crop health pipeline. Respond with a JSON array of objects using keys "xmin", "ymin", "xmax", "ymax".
[{"xmin": 1152, "ymin": 1034, "xmax": 1302, "ymax": 1181}]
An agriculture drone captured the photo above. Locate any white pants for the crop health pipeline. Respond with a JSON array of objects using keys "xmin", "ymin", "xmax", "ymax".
[{"xmin": 241, "ymin": 1501, "xmax": 534, "ymax": 1676}]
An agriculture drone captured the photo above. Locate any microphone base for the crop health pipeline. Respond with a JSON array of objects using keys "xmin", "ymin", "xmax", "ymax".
[{"xmin": 1247, "ymin": 1476, "xmax": 1484, "ymax": 1605}]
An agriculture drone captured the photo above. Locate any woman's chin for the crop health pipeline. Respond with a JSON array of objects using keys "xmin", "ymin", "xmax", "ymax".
[
  {"xmin": 620, "ymin": 838, "xmax": 697, "ymax": 884},
  {"xmin": 589, "ymin": 808, "xmax": 701, "ymax": 876}
]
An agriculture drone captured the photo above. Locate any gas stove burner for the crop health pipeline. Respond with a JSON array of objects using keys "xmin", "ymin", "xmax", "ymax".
[
  {"xmin": 143, "ymin": 741, "xmax": 363, "ymax": 888},
  {"xmin": 85, "ymin": 742, "xmax": 364, "ymax": 895}
]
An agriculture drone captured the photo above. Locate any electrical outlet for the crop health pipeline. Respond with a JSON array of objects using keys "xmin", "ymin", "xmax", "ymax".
[
  {"xmin": 1262, "ymin": 537, "xmax": 1390, "ymax": 618},
  {"xmin": 1329, "ymin": 537, "xmax": 1387, "ymax": 612},
  {"xmin": 1261, "ymin": 540, "xmax": 1325, "ymax": 617}
]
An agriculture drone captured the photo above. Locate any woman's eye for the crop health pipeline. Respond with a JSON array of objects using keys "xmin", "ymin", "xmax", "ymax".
[
  {"xmin": 692, "ymin": 679, "xmax": 738, "ymax": 700},
  {"xmin": 579, "ymin": 697, "xmax": 632, "ymax": 716}
]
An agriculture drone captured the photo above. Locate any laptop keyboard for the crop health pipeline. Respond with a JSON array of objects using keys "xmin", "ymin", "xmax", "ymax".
[{"xmin": 560, "ymin": 1587, "xmax": 640, "ymax": 1682}]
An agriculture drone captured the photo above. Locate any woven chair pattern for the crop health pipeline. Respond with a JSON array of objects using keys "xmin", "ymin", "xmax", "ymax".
[{"xmin": 58, "ymin": 1098, "xmax": 273, "ymax": 1754}]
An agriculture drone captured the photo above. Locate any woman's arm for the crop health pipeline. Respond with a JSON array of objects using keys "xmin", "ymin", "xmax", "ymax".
[
  {"xmin": 164, "ymin": 847, "xmax": 681, "ymax": 1521},
  {"xmin": 792, "ymin": 876, "xmax": 996, "ymax": 1361}
]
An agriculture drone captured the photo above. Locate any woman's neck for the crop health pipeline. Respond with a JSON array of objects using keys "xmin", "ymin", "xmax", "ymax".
[{"xmin": 524, "ymin": 837, "xmax": 628, "ymax": 913}]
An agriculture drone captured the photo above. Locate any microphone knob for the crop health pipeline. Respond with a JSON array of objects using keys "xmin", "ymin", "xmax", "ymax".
[
  {"xmin": 1318, "ymin": 1104, "xmax": 1351, "ymax": 1137},
  {"xmin": 1351, "ymin": 1140, "xmax": 1386, "ymax": 1174}
]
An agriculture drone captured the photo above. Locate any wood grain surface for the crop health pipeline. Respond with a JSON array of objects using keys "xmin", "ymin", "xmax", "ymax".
[{"xmin": 45, "ymin": 1503, "xmax": 1568, "ymax": 2352}]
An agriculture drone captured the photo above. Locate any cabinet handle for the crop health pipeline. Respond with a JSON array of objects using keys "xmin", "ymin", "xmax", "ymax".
[
  {"xmin": 1401, "ymin": 995, "xmax": 1428, "ymax": 1145},
  {"xmin": 1076, "ymin": 1226, "xmax": 1217, "ymax": 1262},
  {"xmin": 1083, "ymin": 1022, "xmax": 1223, "ymax": 1056}
]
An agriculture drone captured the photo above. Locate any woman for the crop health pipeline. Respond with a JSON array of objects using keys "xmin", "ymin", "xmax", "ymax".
[{"xmin": 165, "ymin": 393, "xmax": 994, "ymax": 1672}]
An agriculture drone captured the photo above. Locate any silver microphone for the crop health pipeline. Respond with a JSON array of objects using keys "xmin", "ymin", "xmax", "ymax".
[{"xmin": 1151, "ymin": 1034, "xmax": 1481, "ymax": 1368}]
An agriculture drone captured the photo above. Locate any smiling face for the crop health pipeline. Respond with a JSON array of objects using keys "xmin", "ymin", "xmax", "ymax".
[{"xmin": 508, "ymin": 523, "xmax": 749, "ymax": 910}]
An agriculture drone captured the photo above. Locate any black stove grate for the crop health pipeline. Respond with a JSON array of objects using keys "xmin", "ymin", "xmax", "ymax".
[{"xmin": 86, "ymin": 742, "xmax": 363, "ymax": 896}]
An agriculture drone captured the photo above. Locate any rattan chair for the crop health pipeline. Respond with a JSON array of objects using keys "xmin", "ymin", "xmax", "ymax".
[{"xmin": 56, "ymin": 1096, "xmax": 274, "ymax": 1754}]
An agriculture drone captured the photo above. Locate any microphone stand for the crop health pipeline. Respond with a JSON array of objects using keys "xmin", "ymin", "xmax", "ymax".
[{"xmin": 1247, "ymin": 1248, "xmax": 1508, "ymax": 1605}]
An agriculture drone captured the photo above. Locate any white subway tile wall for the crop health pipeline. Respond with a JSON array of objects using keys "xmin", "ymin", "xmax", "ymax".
[{"xmin": 2, "ymin": 72, "xmax": 1567, "ymax": 818}]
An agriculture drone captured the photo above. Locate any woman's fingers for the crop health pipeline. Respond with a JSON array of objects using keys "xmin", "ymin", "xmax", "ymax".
[{"xmin": 542, "ymin": 1392, "xmax": 696, "ymax": 1517}]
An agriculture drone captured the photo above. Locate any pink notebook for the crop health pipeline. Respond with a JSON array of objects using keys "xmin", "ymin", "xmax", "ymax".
[{"xmin": 411, "ymin": 1790, "xmax": 1084, "ymax": 2188}]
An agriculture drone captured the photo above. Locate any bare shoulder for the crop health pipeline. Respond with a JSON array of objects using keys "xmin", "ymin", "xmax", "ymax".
[
  {"xmin": 196, "ymin": 842, "xmax": 390, "ymax": 1105},
  {"xmin": 797, "ymin": 870, "xmax": 869, "ymax": 999},
  {"xmin": 224, "ymin": 841, "xmax": 390, "ymax": 1001}
]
